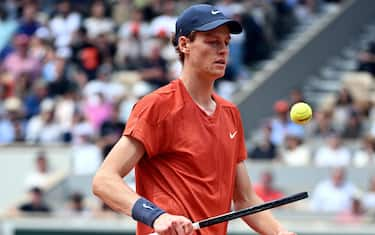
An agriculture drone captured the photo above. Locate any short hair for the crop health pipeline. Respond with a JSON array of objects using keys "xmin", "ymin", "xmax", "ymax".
[
  {"xmin": 30, "ymin": 187, "xmax": 43, "ymax": 194},
  {"xmin": 171, "ymin": 31, "xmax": 197, "ymax": 64},
  {"xmin": 70, "ymin": 192, "xmax": 83, "ymax": 203}
]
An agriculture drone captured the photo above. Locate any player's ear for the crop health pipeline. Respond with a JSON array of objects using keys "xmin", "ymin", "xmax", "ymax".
[{"xmin": 178, "ymin": 36, "xmax": 190, "ymax": 53}]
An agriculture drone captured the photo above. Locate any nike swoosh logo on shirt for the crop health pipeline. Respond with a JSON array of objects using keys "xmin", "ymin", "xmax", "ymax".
[
  {"xmin": 229, "ymin": 131, "xmax": 238, "ymax": 139},
  {"xmin": 211, "ymin": 10, "xmax": 220, "ymax": 15}
]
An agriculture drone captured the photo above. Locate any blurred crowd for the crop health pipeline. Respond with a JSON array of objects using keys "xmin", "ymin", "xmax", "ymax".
[
  {"xmin": 246, "ymin": 12, "xmax": 375, "ymax": 223},
  {"xmin": 5, "ymin": 0, "xmax": 374, "ymax": 225},
  {"xmin": 0, "ymin": 0, "xmax": 335, "ymax": 148},
  {"xmin": 248, "ymin": 26, "xmax": 375, "ymax": 167}
]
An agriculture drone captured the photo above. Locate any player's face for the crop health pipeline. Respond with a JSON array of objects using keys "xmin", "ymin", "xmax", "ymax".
[{"xmin": 187, "ymin": 25, "xmax": 231, "ymax": 79}]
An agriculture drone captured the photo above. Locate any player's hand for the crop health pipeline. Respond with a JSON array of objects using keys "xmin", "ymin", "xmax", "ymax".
[{"xmin": 153, "ymin": 213, "xmax": 193, "ymax": 235}]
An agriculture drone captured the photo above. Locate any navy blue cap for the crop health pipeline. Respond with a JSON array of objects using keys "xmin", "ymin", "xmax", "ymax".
[{"xmin": 173, "ymin": 4, "xmax": 243, "ymax": 45}]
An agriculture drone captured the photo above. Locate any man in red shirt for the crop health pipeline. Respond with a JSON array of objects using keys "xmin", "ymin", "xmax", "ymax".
[
  {"xmin": 93, "ymin": 4, "xmax": 296, "ymax": 235},
  {"xmin": 254, "ymin": 170, "xmax": 285, "ymax": 202}
]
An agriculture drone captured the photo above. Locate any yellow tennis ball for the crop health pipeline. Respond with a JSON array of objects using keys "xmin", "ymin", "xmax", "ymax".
[{"xmin": 290, "ymin": 102, "xmax": 313, "ymax": 125}]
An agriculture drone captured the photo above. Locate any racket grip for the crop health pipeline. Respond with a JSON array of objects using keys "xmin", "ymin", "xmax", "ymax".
[{"xmin": 149, "ymin": 222, "xmax": 200, "ymax": 235}]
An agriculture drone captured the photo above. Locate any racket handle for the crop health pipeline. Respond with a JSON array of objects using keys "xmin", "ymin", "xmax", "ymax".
[{"xmin": 149, "ymin": 222, "xmax": 200, "ymax": 235}]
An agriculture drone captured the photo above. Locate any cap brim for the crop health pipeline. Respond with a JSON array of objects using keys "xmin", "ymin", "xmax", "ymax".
[{"xmin": 194, "ymin": 19, "xmax": 242, "ymax": 34}]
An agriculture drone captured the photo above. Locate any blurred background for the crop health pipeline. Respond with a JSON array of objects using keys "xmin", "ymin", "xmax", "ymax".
[{"xmin": 0, "ymin": 0, "xmax": 375, "ymax": 234}]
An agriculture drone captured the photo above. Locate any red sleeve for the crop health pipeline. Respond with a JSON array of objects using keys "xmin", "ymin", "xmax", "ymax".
[
  {"xmin": 123, "ymin": 95, "xmax": 170, "ymax": 158},
  {"xmin": 235, "ymin": 108, "xmax": 248, "ymax": 162}
]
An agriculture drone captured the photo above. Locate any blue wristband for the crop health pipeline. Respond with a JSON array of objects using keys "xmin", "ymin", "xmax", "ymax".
[{"xmin": 131, "ymin": 197, "xmax": 166, "ymax": 227}]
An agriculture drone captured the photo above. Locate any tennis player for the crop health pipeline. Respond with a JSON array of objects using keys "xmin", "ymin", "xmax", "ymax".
[{"xmin": 93, "ymin": 4, "xmax": 296, "ymax": 235}]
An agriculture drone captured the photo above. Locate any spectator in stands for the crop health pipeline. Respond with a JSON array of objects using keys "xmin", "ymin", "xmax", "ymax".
[
  {"xmin": 336, "ymin": 196, "xmax": 366, "ymax": 224},
  {"xmin": 18, "ymin": 187, "xmax": 51, "ymax": 213},
  {"xmin": 241, "ymin": 2, "xmax": 272, "ymax": 66},
  {"xmin": 314, "ymin": 132, "xmax": 351, "ymax": 167},
  {"xmin": 362, "ymin": 175, "xmax": 375, "ymax": 213},
  {"xmin": 0, "ymin": 106, "xmax": 15, "ymax": 144},
  {"xmin": 253, "ymin": 170, "xmax": 284, "ymax": 202},
  {"xmin": 99, "ymin": 105, "xmax": 125, "ymax": 159},
  {"xmin": 269, "ymin": 99, "xmax": 304, "ymax": 146},
  {"xmin": 111, "ymin": 0, "xmax": 133, "ymax": 26},
  {"xmin": 138, "ymin": 39, "xmax": 169, "ymax": 89},
  {"xmin": 294, "ymin": 0, "xmax": 319, "ymax": 24},
  {"xmin": 70, "ymin": 110, "xmax": 96, "ymax": 145},
  {"xmin": 310, "ymin": 167, "xmax": 358, "ymax": 213},
  {"xmin": 332, "ymin": 88, "xmax": 354, "ymax": 132},
  {"xmin": 280, "ymin": 130, "xmax": 311, "ymax": 166},
  {"xmin": 54, "ymin": 86, "xmax": 78, "ymax": 142},
  {"xmin": 271, "ymin": 0, "xmax": 297, "ymax": 41},
  {"xmin": 25, "ymin": 98, "xmax": 64, "ymax": 144},
  {"xmin": 61, "ymin": 192, "xmax": 91, "ymax": 217},
  {"xmin": 288, "ymin": 88, "xmax": 305, "ymax": 104},
  {"xmin": 0, "ymin": 6, "xmax": 18, "ymax": 59},
  {"xmin": 17, "ymin": 3, "xmax": 40, "ymax": 36},
  {"xmin": 83, "ymin": 1, "xmax": 115, "ymax": 40},
  {"xmin": 24, "ymin": 150, "xmax": 52, "ymax": 191},
  {"xmin": 82, "ymin": 64, "xmax": 125, "ymax": 105},
  {"xmin": 82, "ymin": 91, "xmax": 113, "ymax": 131},
  {"xmin": 49, "ymin": 0, "xmax": 81, "ymax": 50},
  {"xmin": 1, "ymin": 33, "xmax": 41, "ymax": 82},
  {"xmin": 307, "ymin": 109, "xmax": 337, "ymax": 139},
  {"xmin": 93, "ymin": 33, "xmax": 117, "ymax": 70},
  {"xmin": 357, "ymin": 40, "xmax": 375, "ymax": 76},
  {"xmin": 23, "ymin": 79, "xmax": 48, "ymax": 119},
  {"xmin": 116, "ymin": 7, "xmax": 150, "ymax": 70},
  {"xmin": 149, "ymin": 0, "xmax": 177, "ymax": 39},
  {"xmin": 70, "ymin": 26, "xmax": 101, "ymax": 80},
  {"xmin": 340, "ymin": 110, "xmax": 363, "ymax": 139},
  {"xmin": 3, "ymin": 96, "xmax": 24, "ymax": 142},
  {"xmin": 353, "ymin": 135, "xmax": 375, "ymax": 167},
  {"xmin": 248, "ymin": 123, "xmax": 278, "ymax": 161}
]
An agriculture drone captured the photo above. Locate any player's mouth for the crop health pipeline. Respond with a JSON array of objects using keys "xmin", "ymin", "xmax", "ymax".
[{"xmin": 214, "ymin": 59, "xmax": 226, "ymax": 65}]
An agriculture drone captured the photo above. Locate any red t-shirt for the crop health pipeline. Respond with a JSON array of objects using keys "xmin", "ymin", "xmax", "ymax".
[
  {"xmin": 124, "ymin": 79, "xmax": 247, "ymax": 235},
  {"xmin": 253, "ymin": 184, "xmax": 284, "ymax": 202}
]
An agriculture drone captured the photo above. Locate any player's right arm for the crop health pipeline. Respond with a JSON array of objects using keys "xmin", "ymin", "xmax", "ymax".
[
  {"xmin": 92, "ymin": 135, "xmax": 193, "ymax": 235},
  {"xmin": 92, "ymin": 135, "xmax": 144, "ymax": 215}
]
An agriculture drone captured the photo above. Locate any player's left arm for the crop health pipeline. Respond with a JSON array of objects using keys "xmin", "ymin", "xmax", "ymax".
[{"xmin": 233, "ymin": 161, "xmax": 296, "ymax": 235}]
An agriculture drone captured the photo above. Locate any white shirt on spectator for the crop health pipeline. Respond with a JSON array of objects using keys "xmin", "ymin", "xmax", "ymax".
[
  {"xmin": 314, "ymin": 146, "xmax": 351, "ymax": 167},
  {"xmin": 24, "ymin": 171, "xmax": 52, "ymax": 190},
  {"xmin": 49, "ymin": 13, "xmax": 81, "ymax": 48},
  {"xmin": 84, "ymin": 17, "xmax": 115, "ymax": 39},
  {"xmin": 118, "ymin": 21, "xmax": 150, "ymax": 39},
  {"xmin": 83, "ymin": 80, "xmax": 125, "ymax": 103},
  {"xmin": 281, "ymin": 145, "xmax": 311, "ymax": 166},
  {"xmin": 353, "ymin": 150, "xmax": 375, "ymax": 167},
  {"xmin": 54, "ymin": 97, "xmax": 76, "ymax": 132},
  {"xmin": 310, "ymin": 179, "xmax": 358, "ymax": 212},
  {"xmin": 26, "ymin": 116, "xmax": 64, "ymax": 144},
  {"xmin": 149, "ymin": 15, "xmax": 176, "ymax": 37}
]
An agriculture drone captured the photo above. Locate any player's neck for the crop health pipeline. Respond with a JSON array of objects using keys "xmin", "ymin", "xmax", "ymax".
[{"xmin": 180, "ymin": 72, "xmax": 216, "ymax": 113}]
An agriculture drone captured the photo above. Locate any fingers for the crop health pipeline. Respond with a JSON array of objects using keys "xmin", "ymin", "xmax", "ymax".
[
  {"xmin": 153, "ymin": 214, "xmax": 193, "ymax": 235},
  {"xmin": 179, "ymin": 219, "xmax": 194, "ymax": 235},
  {"xmin": 173, "ymin": 221, "xmax": 184, "ymax": 235}
]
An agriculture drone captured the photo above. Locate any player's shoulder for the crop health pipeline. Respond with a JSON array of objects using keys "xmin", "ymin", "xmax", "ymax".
[
  {"xmin": 132, "ymin": 81, "xmax": 181, "ymax": 121},
  {"xmin": 138, "ymin": 81, "xmax": 179, "ymax": 106},
  {"xmin": 215, "ymin": 94, "xmax": 239, "ymax": 111}
]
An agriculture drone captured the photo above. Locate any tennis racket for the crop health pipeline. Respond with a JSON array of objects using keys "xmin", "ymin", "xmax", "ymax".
[{"xmin": 149, "ymin": 191, "xmax": 308, "ymax": 235}]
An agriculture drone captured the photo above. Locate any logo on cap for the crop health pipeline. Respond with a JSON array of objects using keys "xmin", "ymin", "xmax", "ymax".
[{"xmin": 211, "ymin": 10, "xmax": 220, "ymax": 15}]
